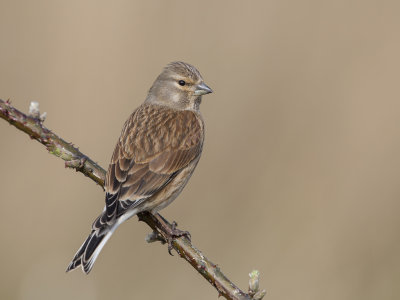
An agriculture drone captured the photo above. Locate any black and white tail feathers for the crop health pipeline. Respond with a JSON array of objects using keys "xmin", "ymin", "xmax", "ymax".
[
  {"xmin": 66, "ymin": 224, "xmax": 114, "ymax": 274},
  {"xmin": 66, "ymin": 206, "xmax": 139, "ymax": 274}
]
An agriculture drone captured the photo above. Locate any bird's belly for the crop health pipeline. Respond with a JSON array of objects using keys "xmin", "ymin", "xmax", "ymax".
[{"xmin": 142, "ymin": 158, "xmax": 200, "ymax": 213}]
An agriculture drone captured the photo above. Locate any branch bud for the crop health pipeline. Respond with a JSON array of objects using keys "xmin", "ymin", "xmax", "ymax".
[
  {"xmin": 28, "ymin": 101, "xmax": 40, "ymax": 118},
  {"xmin": 145, "ymin": 230, "xmax": 166, "ymax": 244},
  {"xmin": 28, "ymin": 101, "xmax": 46, "ymax": 123},
  {"xmin": 248, "ymin": 270, "xmax": 260, "ymax": 295}
]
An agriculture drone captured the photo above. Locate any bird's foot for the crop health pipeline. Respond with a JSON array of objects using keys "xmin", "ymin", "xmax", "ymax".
[
  {"xmin": 170, "ymin": 221, "xmax": 191, "ymax": 240},
  {"xmin": 165, "ymin": 221, "xmax": 191, "ymax": 255},
  {"xmin": 148, "ymin": 213, "xmax": 192, "ymax": 255}
]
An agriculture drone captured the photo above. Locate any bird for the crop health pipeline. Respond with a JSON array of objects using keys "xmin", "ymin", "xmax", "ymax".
[{"xmin": 66, "ymin": 61, "xmax": 213, "ymax": 274}]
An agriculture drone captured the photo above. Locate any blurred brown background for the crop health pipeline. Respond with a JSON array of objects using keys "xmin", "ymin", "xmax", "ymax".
[{"xmin": 1, "ymin": 0, "xmax": 400, "ymax": 299}]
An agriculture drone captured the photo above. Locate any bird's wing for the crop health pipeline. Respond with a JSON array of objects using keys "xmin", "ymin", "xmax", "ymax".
[{"xmin": 93, "ymin": 104, "xmax": 203, "ymax": 229}]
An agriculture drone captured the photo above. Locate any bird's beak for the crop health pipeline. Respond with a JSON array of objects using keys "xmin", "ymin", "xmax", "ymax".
[{"xmin": 194, "ymin": 82, "xmax": 213, "ymax": 96}]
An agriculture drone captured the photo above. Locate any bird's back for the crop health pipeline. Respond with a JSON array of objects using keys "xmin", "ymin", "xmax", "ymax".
[{"xmin": 101, "ymin": 103, "xmax": 204, "ymax": 225}]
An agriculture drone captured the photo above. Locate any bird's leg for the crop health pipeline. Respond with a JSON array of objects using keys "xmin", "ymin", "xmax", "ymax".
[
  {"xmin": 152, "ymin": 213, "xmax": 191, "ymax": 255},
  {"xmin": 170, "ymin": 221, "xmax": 191, "ymax": 241},
  {"xmin": 156, "ymin": 213, "xmax": 191, "ymax": 241}
]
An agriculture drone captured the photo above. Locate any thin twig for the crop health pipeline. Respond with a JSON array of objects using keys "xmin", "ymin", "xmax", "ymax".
[
  {"xmin": 0, "ymin": 99, "xmax": 104, "ymax": 187},
  {"xmin": 0, "ymin": 99, "xmax": 264, "ymax": 300}
]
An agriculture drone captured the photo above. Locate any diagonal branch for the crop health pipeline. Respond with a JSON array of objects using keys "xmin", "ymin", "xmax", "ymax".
[{"xmin": 0, "ymin": 99, "xmax": 265, "ymax": 300}]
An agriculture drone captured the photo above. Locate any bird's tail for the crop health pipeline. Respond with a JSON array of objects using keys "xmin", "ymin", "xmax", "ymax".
[
  {"xmin": 66, "ymin": 224, "xmax": 115, "ymax": 274},
  {"xmin": 67, "ymin": 207, "xmax": 140, "ymax": 274}
]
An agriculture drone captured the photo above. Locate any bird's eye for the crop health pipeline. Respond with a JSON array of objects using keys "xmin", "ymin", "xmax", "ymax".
[{"xmin": 178, "ymin": 80, "xmax": 186, "ymax": 86}]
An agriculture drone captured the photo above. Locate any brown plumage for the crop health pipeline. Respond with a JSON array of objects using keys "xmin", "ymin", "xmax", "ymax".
[{"xmin": 67, "ymin": 62, "xmax": 212, "ymax": 274}]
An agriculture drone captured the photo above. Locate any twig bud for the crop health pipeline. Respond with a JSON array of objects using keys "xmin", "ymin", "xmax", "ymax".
[
  {"xmin": 28, "ymin": 101, "xmax": 46, "ymax": 123},
  {"xmin": 28, "ymin": 101, "xmax": 40, "ymax": 118},
  {"xmin": 145, "ymin": 231, "xmax": 166, "ymax": 244},
  {"xmin": 248, "ymin": 270, "xmax": 260, "ymax": 295},
  {"xmin": 40, "ymin": 112, "xmax": 47, "ymax": 122}
]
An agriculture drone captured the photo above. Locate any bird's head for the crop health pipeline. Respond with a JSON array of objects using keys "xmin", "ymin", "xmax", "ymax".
[{"xmin": 146, "ymin": 61, "xmax": 213, "ymax": 110}]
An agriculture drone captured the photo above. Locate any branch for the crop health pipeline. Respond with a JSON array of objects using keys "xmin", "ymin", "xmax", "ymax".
[{"xmin": 0, "ymin": 99, "xmax": 266, "ymax": 300}]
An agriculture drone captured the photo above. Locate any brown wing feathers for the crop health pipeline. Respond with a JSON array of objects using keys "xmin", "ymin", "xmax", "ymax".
[{"xmin": 100, "ymin": 104, "xmax": 202, "ymax": 226}]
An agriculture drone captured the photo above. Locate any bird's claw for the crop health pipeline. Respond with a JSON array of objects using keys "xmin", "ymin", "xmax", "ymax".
[{"xmin": 166, "ymin": 221, "xmax": 191, "ymax": 255}]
